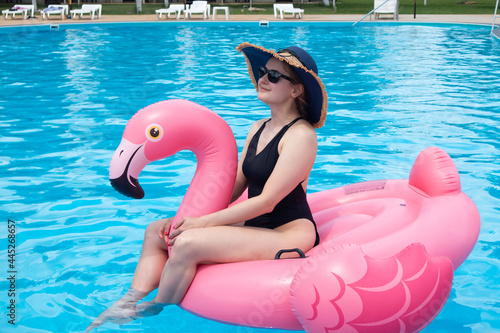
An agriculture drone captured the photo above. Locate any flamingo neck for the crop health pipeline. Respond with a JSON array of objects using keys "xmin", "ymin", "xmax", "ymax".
[
  {"xmin": 174, "ymin": 149, "xmax": 237, "ymax": 221},
  {"xmin": 169, "ymin": 114, "xmax": 238, "ymax": 224}
]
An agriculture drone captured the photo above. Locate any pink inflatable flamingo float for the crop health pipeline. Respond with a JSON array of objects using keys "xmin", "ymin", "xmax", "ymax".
[{"xmin": 109, "ymin": 100, "xmax": 480, "ymax": 333}]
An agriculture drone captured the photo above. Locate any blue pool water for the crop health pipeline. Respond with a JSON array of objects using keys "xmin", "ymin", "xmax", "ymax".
[{"xmin": 0, "ymin": 21, "xmax": 499, "ymax": 332}]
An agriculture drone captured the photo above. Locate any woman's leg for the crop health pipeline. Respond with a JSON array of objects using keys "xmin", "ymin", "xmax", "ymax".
[
  {"xmin": 86, "ymin": 219, "xmax": 170, "ymax": 332},
  {"xmin": 153, "ymin": 219, "xmax": 316, "ymax": 304},
  {"xmin": 131, "ymin": 219, "xmax": 170, "ymax": 292}
]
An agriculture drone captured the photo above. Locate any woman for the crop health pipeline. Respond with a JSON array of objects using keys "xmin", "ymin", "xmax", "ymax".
[{"xmin": 87, "ymin": 42, "xmax": 328, "ymax": 331}]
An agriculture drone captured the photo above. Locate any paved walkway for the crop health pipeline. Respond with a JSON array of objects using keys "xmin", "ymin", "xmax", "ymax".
[{"xmin": 0, "ymin": 13, "xmax": 494, "ymax": 27}]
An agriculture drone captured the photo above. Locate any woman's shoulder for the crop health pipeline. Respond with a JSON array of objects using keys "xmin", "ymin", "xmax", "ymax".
[
  {"xmin": 287, "ymin": 118, "xmax": 317, "ymax": 145},
  {"xmin": 289, "ymin": 118, "xmax": 317, "ymax": 137},
  {"xmin": 253, "ymin": 118, "xmax": 270, "ymax": 127},
  {"xmin": 279, "ymin": 119, "xmax": 317, "ymax": 155},
  {"xmin": 247, "ymin": 118, "xmax": 270, "ymax": 135}
]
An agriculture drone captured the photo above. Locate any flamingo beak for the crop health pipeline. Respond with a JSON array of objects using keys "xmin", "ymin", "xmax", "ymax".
[{"xmin": 109, "ymin": 139, "xmax": 150, "ymax": 199}]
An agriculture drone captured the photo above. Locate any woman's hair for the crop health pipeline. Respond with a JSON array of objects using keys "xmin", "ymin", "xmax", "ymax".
[{"xmin": 282, "ymin": 62, "xmax": 309, "ymax": 121}]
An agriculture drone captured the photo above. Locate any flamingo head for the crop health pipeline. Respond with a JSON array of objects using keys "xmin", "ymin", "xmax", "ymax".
[{"xmin": 109, "ymin": 100, "xmax": 202, "ymax": 199}]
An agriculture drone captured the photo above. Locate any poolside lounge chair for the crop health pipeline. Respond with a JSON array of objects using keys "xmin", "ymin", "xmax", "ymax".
[
  {"xmin": 184, "ymin": 1, "xmax": 209, "ymax": 20},
  {"xmin": 156, "ymin": 4, "xmax": 186, "ymax": 20},
  {"xmin": 2, "ymin": 5, "xmax": 34, "ymax": 20},
  {"xmin": 41, "ymin": 4, "xmax": 69, "ymax": 20},
  {"xmin": 373, "ymin": 0, "xmax": 399, "ymax": 20},
  {"xmin": 273, "ymin": 4, "xmax": 304, "ymax": 19},
  {"xmin": 70, "ymin": 4, "xmax": 102, "ymax": 20}
]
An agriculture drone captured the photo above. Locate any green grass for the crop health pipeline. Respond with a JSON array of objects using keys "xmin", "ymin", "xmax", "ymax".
[{"xmin": 0, "ymin": 0, "xmax": 497, "ymax": 15}]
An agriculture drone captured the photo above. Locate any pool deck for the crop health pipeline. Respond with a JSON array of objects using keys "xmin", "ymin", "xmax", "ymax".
[{"xmin": 0, "ymin": 14, "xmax": 494, "ymax": 27}]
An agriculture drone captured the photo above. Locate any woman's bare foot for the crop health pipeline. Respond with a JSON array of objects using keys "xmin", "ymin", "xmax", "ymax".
[
  {"xmin": 86, "ymin": 289, "xmax": 150, "ymax": 332},
  {"xmin": 133, "ymin": 300, "xmax": 167, "ymax": 319}
]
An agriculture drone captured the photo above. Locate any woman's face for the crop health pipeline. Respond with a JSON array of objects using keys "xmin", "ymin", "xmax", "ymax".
[{"xmin": 257, "ymin": 57, "xmax": 298, "ymax": 106}]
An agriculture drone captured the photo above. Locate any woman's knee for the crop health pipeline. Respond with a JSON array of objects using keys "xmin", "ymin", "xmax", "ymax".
[
  {"xmin": 169, "ymin": 229, "xmax": 204, "ymax": 264},
  {"xmin": 143, "ymin": 219, "xmax": 172, "ymax": 252},
  {"xmin": 145, "ymin": 220, "xmax": 161, "ymax": 241}
]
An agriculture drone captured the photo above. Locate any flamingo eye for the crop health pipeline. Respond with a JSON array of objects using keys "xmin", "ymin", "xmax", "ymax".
[{"xmin": 145, "ymin": 124, "xmax": 163, "ymax": 142}]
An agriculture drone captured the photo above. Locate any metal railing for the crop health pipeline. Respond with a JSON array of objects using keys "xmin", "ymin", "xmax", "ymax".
[
  {"xmin": 352, "ymin": 0, "xmax": 392, "ymax": 26},
  {"xmin": 493, "ymin": 0, "xmax": 500, "ymax": 34}
]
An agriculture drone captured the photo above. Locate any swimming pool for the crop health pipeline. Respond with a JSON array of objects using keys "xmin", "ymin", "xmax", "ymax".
[{"xmin": 0, "ymin": 21, "xmax": 499, "ymax": 332}]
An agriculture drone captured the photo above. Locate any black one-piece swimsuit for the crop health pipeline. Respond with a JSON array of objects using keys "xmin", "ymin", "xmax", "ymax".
[{"xmin": 242, "ymin": 117, "xmax": 320, "ymax": 247}]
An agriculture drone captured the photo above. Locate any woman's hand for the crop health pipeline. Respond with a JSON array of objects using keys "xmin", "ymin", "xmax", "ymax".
[
  {"xmin": 167, "ymin": 216, "xmax": 209, "ymax": 246},
  {"xmin": 157, "ymin": 218, "xmax": 174, "ymax": 245}
]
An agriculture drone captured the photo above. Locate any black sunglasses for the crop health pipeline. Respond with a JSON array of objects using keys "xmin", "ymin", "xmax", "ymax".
[{"xmin": 258, "ymin": 66, "xmax": 294, "ymax": 84}]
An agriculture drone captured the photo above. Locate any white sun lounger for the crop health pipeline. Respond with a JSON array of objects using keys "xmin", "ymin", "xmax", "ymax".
[
  {"xmin": 156, "ymin": 4, "xmax": 187, "ymax": 20},
  {"xmin": 70, "ymin": 4, "xmax": 102, "ymax": 20},
  {"xmin": 184, "ymin": 1, "xmax": 209, "ymax": 20},
  {"xmin": 2, "ymin": 5, "xmax": 34, "ymax": 20},
  {"xmin": 42, "ymin": 4, "xmax": 69, "ymax": 20},
  {"xmin": 373, "ymin": 0, "xmax": 399, "ymax": 20},
  {"xmin": 273, "ymin": 4, "xmax": 304, "ymax": 19}
]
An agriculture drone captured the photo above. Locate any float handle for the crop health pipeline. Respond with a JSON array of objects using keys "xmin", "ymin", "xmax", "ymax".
[{"xmin": 274, "ymin": 248, "xmax": 306, "ymax": 259}]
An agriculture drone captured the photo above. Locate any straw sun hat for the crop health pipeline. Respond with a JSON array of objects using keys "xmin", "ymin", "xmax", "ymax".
[{"xmin": 236, "ymin": 42, "xmax": 328, "ymax": 129}]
